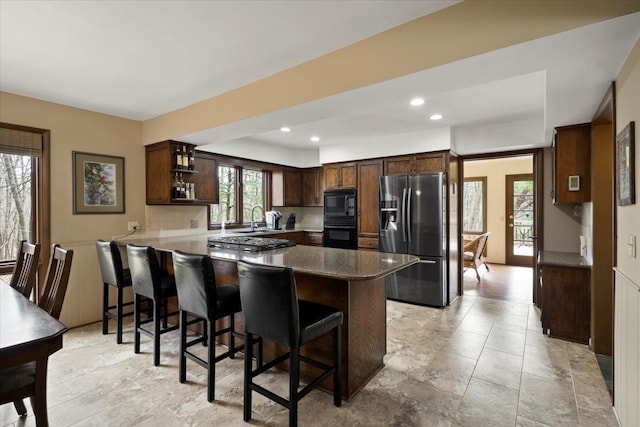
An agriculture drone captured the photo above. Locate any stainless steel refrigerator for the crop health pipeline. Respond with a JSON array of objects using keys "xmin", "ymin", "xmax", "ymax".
[{"xmin": 379, "ymin": 173, "xmax": 447, "ymax": 307}]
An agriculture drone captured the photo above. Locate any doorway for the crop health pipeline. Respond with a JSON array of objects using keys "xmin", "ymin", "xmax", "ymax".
[
  {"xmin": 460, "ymin": 151, "xmax": 543, "ymax": 304},
  {"xmin": 505, "ymin": 173, "xmax": 534, "ymax": 266}
]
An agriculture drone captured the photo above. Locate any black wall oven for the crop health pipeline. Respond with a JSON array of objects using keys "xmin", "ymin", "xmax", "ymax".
[{"xmin": 323, "ymin": 189, "xmax": 358, "ymax": 249}]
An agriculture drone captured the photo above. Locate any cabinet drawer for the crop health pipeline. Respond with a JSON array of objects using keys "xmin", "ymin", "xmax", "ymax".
[
  {"xmin": 304, "ymin": 232, "xmax": 324, "ymax": 246},
  {"xmin": 358, "ymin": 237, "xmax": 379, "ymax": 250}
]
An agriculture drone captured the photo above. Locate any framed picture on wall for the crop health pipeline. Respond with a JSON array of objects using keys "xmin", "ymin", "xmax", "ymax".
[
  {"xmin": 616, "ymin": 121, "xmax": 636, "ymax": 206},
  {"xmin": 73, "ymin": 151, "xmax": 125, "ymax": 214}
]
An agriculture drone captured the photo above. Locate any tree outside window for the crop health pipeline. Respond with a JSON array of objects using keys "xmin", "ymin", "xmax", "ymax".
[
  {"xmin": 0, "ymin": 153, "xmax": 33, "ymax": 261},
  {"xmin": 463, "ymin": 177, "xmax": 487, "ymax": 234},
  {"xmin": 210, "ymin": 165, "xmax": 265, "ymax": 227},
  {"xmin": 242, "ymin": 169, "xmax": 264, "ymax": 222}
]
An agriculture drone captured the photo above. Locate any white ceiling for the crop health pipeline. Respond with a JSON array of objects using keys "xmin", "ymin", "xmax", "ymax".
[{"xmin": 2, "ymin": 1, "xmax": 640, "ymax": 163}]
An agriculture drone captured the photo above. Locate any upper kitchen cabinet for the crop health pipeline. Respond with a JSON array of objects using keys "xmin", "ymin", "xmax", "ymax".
[
  {"xmin": 357, "ymin": 160, "xmax": 383, "ymax": 247},
  {"xmin": 552, "ymin": 123, "xmax": 591, "ymax": 204},
  {"xmin": 145, "ymin": 140, "xmax": 218, "ymax": 205},
  {"xmin": 302, "ymin": 167, "xmax": 324, "ymax": 207},
  {"xmin": 272, "ymin": 168, "xmax": 302, "ymax": 207},
  {"xmin": 324, "ymin": 162, "xmax": 357, "ymax": 190},
  {"xmin": 384, "ymin": 152, "xmax": 446, "ymax": 175},
  {"xmin": 193, "ymin": 151, "xmax": 219, "ymax": 204}
]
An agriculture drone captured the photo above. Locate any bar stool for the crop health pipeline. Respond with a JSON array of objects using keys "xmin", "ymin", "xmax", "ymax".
[
  {"xmin": 96, "ymin": 240, "xmax": 134, "ymax": 344},
  {"xmin": 126, "ymin": 244, "xmax": 179, "ymax": 366},
  {"xmin": 172, "ymin": 251, "xmax": 263, "ymax": 402},
  {"xmin": 237, "ymin": 260, "xmax": 343, "ymax": 427}
]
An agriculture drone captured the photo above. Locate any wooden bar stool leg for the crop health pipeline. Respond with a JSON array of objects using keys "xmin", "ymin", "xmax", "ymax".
[
  {"xmin": 179, "ymin": 311, "xmax": 187, "ymax": 383},
  {"xmin": 134, "ymin": 294, "xmax": 142, "ymax": 354},
  {"xmin": 207, "ymin": 320, "xmax": 215, "ymax": 402},
  {"xmin": 102, "ymin": 282, "xmax": 109, "ymax": 335},
  {"xmin": 153, "ymin": 300, "xmax": 161, "ymax": 366},
  {"xmin": 289, "ymin": 348, "xmax": 299, "ymax": 427},
  {"xmin": 243, "ymin": 332, "xmax": 253, "ymax": 422},
  {"xmin": 116, "ymin": 286, "xmax": 124, "ymax": 344},
  {"xmin": 334, "ymin": 325, "xmax": 342, "ymax": 407},
  {"xmin": 229, "ymin": 315, "xmax": 236, "ymax": 358}
]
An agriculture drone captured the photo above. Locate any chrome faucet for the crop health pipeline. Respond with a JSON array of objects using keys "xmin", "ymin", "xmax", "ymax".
[{"xmin": 250, "ymin": 205, "xmax": 265, "ymax": 231}]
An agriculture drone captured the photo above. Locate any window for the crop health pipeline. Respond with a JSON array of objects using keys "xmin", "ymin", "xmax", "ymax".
[
  {"xmin": 0, "ymin": 124, "xmax": 50, "ymax": 281},
  {"xmin": 210, "ymin": 164, "xmax": 266, "ymax": 227},
  {"xmin": 463, "ymin": 177, "xmax": 487, "ymax": 234}
]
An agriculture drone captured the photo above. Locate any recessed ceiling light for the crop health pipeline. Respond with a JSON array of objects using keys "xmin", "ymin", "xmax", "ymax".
[
  {"xmin": 310, "ymin": 136, "xmax": 320, "ymax": 142},
  {"xmin": 410, "ymin": 97, "xmax": 425, "ymax": 107},
  {"xmin": 280, "ymin": 127, "xmax": 291, "ymax": 132},
  {"xmin": 430, "ymin": 114, "xmax": 443, "ymax": 121}
]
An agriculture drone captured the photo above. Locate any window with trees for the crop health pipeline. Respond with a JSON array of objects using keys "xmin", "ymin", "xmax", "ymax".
[
  {"xmin": 463, "ymin": 177, "xmax": 487, "ymax": 234},
  {"xmin": 210, "ymin": 164, "xmax": 266, "ymax": 227},
  {"xmin": 0, "ymin": 124, "xmax": 49, "ymax": 281}
]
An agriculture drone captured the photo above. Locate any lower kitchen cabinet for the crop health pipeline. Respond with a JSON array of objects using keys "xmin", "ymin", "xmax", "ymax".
[
  {"xmin": 539, "ymin": 251, "xmax": 591, "ymax": 344},
  {"xmin": 304, "ymin": 231, "xmax": 323, "ymax": 246}
]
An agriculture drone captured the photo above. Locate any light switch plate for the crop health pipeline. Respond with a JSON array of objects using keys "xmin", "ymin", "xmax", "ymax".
[{"xmin": 628, "ymin": 234, "xmax": 636, "ymax": 258}]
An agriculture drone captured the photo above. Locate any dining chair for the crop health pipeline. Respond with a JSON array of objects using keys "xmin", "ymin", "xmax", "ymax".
[
  {"xmin": 96, "ymin": 240, "xmax": 134, "ymax": 344},
  {"xmin": 463, "ymin": 232, "xmax": 490, "ymax": 281},
  {"xmin": 9, "ymin": 240, "xmax": 41, "ymax": 299},
  {"xmin": 0, "ymin": 243, "xmax": 73, "ymax": 426},
  {"xmin": 172, "ymin": 251, "xmax": 263, "ymax": 402},
  {"xmin": 237, "ymin": 260, "xmax": 343, "ymax": 427},
  {"xmin": 126, "ymin": 244, "xmax": 179, "ymax": 366}
]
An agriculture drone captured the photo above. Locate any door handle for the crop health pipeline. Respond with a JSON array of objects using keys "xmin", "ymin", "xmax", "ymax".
[{"xmin": 509, "ymin": 224, "xmax": 514, "ymax": 228}]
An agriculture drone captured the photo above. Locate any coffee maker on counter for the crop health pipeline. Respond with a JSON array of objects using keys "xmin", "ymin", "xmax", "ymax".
[{"xmin": 265, "ymin": 211, "xmax": 282, "ymax": 230}]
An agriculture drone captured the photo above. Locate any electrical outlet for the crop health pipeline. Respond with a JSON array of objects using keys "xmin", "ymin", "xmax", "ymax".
[
  {"xmin": 127, "ymin": 221, "xmax": 140, "ymax": 231},
  {"xmin": 190, "ymin": 219, "xmax": 198, "ymax": 229},
  {"xmin": 628, "ymin": 234, "xmax": 636, "ymax": 258}
]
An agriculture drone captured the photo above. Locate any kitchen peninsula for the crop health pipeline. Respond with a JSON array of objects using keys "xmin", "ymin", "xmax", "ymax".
[{"xmin": 119, "ymin": 233, "xmax": 418, "ymax": 399}]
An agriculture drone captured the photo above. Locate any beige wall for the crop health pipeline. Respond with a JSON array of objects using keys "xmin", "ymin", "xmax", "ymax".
[
  {"xmin": 464, "ymin": 156, "xmax": 533, "ymax": 264},
  {"xmin": 613, "ymin": 37, "xmax": 640, "ymax": 426},
  {"xmin": 0, "ymin": 91, "xmax": 144, "ymax": 327},
  {"xmin": 615, "ymin": 37, "xmax": 640, "ymax": 281}
]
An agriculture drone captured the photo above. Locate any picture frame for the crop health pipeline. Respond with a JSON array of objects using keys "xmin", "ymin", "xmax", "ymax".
[
  {"xmin": 616, "ymin": 121, "xmax": 636, "ymax": 206},
  {"xmin": 73, "ymin": 151, "xmax": 125, "ymax": 214}
]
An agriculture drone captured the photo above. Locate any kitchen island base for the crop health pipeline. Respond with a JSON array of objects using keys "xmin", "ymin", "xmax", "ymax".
[{"xmin": 212, "ymin": 259, "xmax": 387, "ymax": 401}]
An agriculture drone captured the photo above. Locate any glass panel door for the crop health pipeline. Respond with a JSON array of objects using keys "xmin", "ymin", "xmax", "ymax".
[{"xmin": 506, "ymin": 174, "xmax": 534, "ymax": 266}]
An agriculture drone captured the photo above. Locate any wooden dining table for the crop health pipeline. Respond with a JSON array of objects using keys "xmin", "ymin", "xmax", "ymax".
[{"xmin": 0, "ymin": 279, "xmax": 67, "ymax": 426}]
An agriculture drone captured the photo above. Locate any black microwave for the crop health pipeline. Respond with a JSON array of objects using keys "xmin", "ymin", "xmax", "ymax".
[{"xmin": 323, "ymin": 189, "xmax": 356, "ymax": 224}]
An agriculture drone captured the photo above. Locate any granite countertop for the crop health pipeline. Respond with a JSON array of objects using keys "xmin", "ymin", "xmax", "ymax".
[
  {"xmin": 119, "ymin": 234, "xmax": 417, "ymax": 281},
  {"xmin": 538, "ymin": 250, "xmax": 592, "ymax": 268}
]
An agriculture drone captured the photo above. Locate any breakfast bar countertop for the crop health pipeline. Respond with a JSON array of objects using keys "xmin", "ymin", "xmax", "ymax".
[{"xmin": 119, "ymin": 233, "xmax": 418, "ymax": 281}]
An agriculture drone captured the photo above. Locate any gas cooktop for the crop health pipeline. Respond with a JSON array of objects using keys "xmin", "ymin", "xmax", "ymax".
[{"xmin": 207, "ymin": 236, "xmax": 295, "ymax": 252}]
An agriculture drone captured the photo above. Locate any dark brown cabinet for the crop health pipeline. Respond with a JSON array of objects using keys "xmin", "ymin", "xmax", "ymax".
[
  {"xmin": 357, "ymin": 160, "xmax": 382, "ymax": 247},
  {"xmin": 302, "ymin": 167, "xmax": 324, "ymax": 207},
  {"xmin": 384, "ymin": 152, "xmax": 445, "ymax": 175},
  {"xmin": 272, "ymin": 168, "xmax": 301, "ymax": 207},
  {"xmin": 145, "ymin": 140, "xmax": 218, "ymax": 205},
  {"xmin": 552, "ymin": 123, "xmax": 591, "ymax": 204},
  {"xmin": 304, "ymin": 231, "xmax": 323, "ymax": 246},
  {"xmin": 540, "ymin": 256, "xmax": 591, "ymax": 344},
  {"xmin": 324, "ymin": 162, "xmax": 357, "ymax": 190}
]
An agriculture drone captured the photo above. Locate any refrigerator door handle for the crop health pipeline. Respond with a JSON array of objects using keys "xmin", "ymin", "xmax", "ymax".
[
  {"xmin": 406, "ymin": 187, "xmax": 412, "ymax": 242},
  {"xmin": 344, "ymin": 196, "xmax": 349, "ymax": 216},
  {"xmin": 401, "ymin": 187, "xmax": 407, "ymax": 243}
]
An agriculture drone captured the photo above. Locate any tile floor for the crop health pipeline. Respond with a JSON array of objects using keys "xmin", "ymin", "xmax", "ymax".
[{"xmin": 1, "ymin": 295, "xmax": 618, "ymax": 427}]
